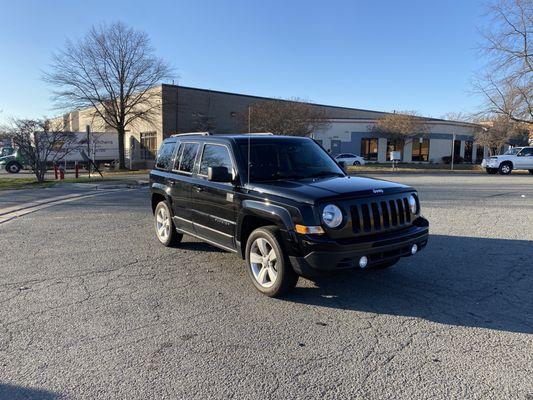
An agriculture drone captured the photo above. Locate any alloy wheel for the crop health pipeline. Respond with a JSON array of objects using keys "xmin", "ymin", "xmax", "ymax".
[
  {"xmin": 249, "ymin": 237, "xmax": 278, "ymax": 288},
  {"xmin": 156, "ymin": 206, "xmax": 171, "ymax": 241}
]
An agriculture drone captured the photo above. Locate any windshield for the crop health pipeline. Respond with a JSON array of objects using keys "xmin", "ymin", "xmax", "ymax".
[
  {"xmin": 239, "ymin": 138, "xmax": 345, "ymax": 182},
  {"xmin": 0, "ymin": 147, "xmax": 14, "ymax": 157},
  {"xmin": 503, "ymin": 148, "xmax": 522, "ymax": 155}
]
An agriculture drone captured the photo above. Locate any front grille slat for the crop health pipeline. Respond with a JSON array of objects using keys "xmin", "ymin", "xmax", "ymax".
[
  {"xmin": 396, "ymin": 199, "xmax": 405, "ymax": 225},
  {"xmin": 361, "ymin": 204, "xmax": 372, "ymax": 232},
  {"xmin": 351, "ymin": 205, "xmax": 362, "ymax": 233},
  {"xmin": 389, "ymin": 200, "xmax": 398, "ymax": 226},
  {"xmin": 349, "ymin": 194, "xmax": 414, "ymax": 235},
  {"xmin": 403, "ymin": 197, "xmax": 411, "ymax": 222},
  {"xmin": 371, "ymin": 202, "xmax": 381, "ymax": 231},
  {"xmin": 380, "ymin": 201, "xmax": 390, "ymax": 228}
]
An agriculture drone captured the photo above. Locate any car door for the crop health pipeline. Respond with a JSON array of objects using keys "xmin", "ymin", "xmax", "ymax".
[
  {"xmin": 190, "ymin": 143, "xmax": 238, "ymax": 251},
  {"xmin": 345, "ymin": 154, "xmax": 356, "ymax": 164},
  {"xmin": 518, "ymin": 148, "xmax": 533, "ymax": 168},
  {"xmin": 169, "ymin": 141, "xmax": 200, "ymax": 234},
  {"xmin": 336, "ymin": 153, "xmax": 348, "ymax": 162}
]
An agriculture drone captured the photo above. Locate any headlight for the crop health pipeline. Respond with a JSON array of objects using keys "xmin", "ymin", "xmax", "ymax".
[
  {"xmin": 322, "ymin": 204, "xmax": 343, "ymax": 228},
  {"xmin": 408, "ymin": 194, "xmax": 419, "ymax": 214}
]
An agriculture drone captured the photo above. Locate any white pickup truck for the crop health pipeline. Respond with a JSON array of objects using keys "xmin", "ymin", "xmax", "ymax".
[{"xmin": 482, "ymin": 146, "xmax": 533, "ymax": 175}]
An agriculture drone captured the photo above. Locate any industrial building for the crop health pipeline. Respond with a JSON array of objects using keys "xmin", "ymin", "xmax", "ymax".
[{"xmin": 57, "ymin": 84, "xmax": 482, "ymax": 168}]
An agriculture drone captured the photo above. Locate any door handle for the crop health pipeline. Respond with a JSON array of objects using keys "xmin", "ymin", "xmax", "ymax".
[{"xmin": 193, "ymin": 185, "xmax": 204, "ymax": 193}]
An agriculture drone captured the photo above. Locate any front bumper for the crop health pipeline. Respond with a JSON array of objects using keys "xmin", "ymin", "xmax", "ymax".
[
  {"xmin": 289, "ymin": 221, "xmax": 429, "ymax": 277},
  {"xmin": 482, "ymin": 159, "xmax": 498, "ymax": 168}
]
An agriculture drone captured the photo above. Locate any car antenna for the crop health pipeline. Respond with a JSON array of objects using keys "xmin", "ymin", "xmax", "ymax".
[{"xmin": 247, "ymin": 107, "xmax": 251, "ymax": 186}]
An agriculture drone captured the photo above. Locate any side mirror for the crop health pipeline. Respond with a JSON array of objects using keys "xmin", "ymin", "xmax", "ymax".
[{"xmin": 208, "ymin": 166, "xmax": 232, "ymax": 183}]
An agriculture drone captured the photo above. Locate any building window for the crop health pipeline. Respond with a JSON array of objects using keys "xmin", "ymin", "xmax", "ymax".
[
  {"xmin": 140, "ymin": 132, "xmax": 158, "ymax": 160},
  {"xmin": 412, "ymin": 139, "xmax": 430, "ymax": 162},
  {"xmin": 361, "ymin": 138, "xmax": 378, "ymax": 161},
  {"xmin": 453, "ymin": 140, "xmax": 461, "ymax": 158},
  {"xmin": 464, "ymin": 141, "xmax": 473, "ymax": 163},
  {"xmin": 387, "ymin": 139, "xmax": 403, "ymax": 161},
  {"xmin": 475, "ymin": 145, "xmax": 485, "ymax": 163}
]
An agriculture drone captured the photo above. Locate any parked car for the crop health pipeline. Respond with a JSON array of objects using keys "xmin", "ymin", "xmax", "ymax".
[
  {"xmin": 481, "ymin": 147, "xmax": 533, "ymax": 175},
  {"xmin": 334, "ymin": 153, "xmax": 366, "ymax": 166},
  {"xmin": 149, "ymin": 133, "xmax": 429, "ymax": 297}
]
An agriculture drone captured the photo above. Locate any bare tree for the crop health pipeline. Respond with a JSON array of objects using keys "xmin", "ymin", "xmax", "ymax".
[
  {"xmin": 43, "ymin": 22, "xmax": 173, "ymax": 169},
  {"xmin": 6, "ymin": 118, "xmax": 79, "ymax": 182},
  {"xmin": 243, "ymin": 99, "xmax": 330, "ymax": 136},
  {"xmin": 371, "ymin": 111, "xmax": 429, "ymax": 160},
  {"xmin": 475, "ymin": 0, "xmax": 533, "ymax": 125},
  {"xmin": 441, "ymin": 112, "xmax": 474, "ymax": 122},
  {"xmin": 473, "ymin": 116, "xmax": 528, "ymax": 155}
]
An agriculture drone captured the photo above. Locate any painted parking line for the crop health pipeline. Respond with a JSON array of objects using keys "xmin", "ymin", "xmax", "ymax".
[{"xmin": 0, "ymin": 189, "xmax": 136, "ymax": 224}]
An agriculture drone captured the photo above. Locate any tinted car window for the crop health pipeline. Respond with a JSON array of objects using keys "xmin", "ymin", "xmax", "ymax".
[
  {"xmin": 176, "ymin": 142, "xmax": 199, "ymax": 173},
  {"xmin": 520, "ymin": 148, "xmax": 533, "ymax": 156},
  {"xmin": 199, "ymin": 144, "xmax": 233, "ymax": 175},
  {"xmin": 239, "ymin": 138, "xmax": 344, "ymax": 182},
  {"xmin": 155, "ymin": 142, "xmax": 176, "ymax": 170}
]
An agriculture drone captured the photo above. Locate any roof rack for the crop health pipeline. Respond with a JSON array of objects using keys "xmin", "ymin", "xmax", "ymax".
[
  {"xmin": 246, "ymin": 132, "xmax": 273, "ymax": 135},
  {"xmin": 171, "ymin": 132, "xmax": 211, "ymax": 137}
]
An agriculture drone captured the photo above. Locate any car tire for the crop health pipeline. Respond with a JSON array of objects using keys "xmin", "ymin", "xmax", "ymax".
[
  {"xmin": 498, "ymin": 162, "xmax": 512, "ymax": 175},
  {"xmin": 154, "ymin": 201, "xmax": 182, "ymax": 247},
  {"xmin": 371, "ymin": 258, "xmax": 400, "ymax": 270},
  {"xmin": 529, "ymin": 170, "xmax": 533, "ymax": 175},
  {"xmin": 486, "ymin": 168, "xmax": 498, "ymax": 175},
  {"xmin": 353, "ymin": 161, "xmax": 361, "ymax": 166},
  {"xmin": 5, "ymin": 161, "xmax": 21, "ymax": 174},
  {"xmin": 245, "ymin": 226, "xmax": 298, "ymax": 297}
]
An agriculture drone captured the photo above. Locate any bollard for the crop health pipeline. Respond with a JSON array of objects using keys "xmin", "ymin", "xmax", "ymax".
[{"xmin": 53, "ymin": 164, "xmax": 58, "ymax": 180}]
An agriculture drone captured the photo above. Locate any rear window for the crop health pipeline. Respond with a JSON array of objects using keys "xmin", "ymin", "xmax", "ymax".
[
  {"xmin": 155, "ymin": 142, "xmax": 176, "ymax": 170},
  {"xmin": 175, "ymin": 142, "xmax": 199, "ymax": 173}
]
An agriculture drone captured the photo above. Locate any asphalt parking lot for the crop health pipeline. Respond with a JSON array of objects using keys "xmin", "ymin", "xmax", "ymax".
[{"xmin": 0, "ymin": 173, "xmax": 532, "ymax": 399}]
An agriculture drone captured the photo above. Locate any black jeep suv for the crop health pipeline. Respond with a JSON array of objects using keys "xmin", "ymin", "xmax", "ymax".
[{"xmin": 150, "ymin": 133, "xmax": 429, "ymax": 297}]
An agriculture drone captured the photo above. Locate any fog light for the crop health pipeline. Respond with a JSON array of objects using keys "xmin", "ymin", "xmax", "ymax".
[
  {"xmin": 358, "ymin": 256, "xmax": 368, "ymax": 269},
  {"xmin": 411, "ymin": 244, "xmax": 418, "ymax": 255}
]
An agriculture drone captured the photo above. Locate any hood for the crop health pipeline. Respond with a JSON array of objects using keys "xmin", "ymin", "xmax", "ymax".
[
  {"xmin": 491, "ymin": 155, "xmax": 511, "ymax": 160},
  {"xmin": 0, "ymin": 154, "xmax": 14, "ymax": 163},
  {"xmin": 250, "ymin": 176, "xmax": 411, "ymax": 204}
]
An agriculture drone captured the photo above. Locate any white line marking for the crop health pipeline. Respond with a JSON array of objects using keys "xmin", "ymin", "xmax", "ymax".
[{"xmin": 0, "ymin": 189, "xmax": 136, "ymax": 225}]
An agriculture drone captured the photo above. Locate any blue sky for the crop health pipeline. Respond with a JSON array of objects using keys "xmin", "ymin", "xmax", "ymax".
[{"xmin": 0, "ymin": 0, "xmax": 488, "ymax": 123}]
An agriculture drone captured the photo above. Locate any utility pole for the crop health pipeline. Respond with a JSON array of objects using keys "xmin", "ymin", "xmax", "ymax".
[
  {"xmin": 86, "ymin": 125, "xmax": 91, "ymax": 178},
  {"xmin": 451, "ymin": 133, "xmax": 456, "ymax": 171},
  {"xmin": 248, "ymin": 106, "xmax": 251, "ymax": 133}
]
